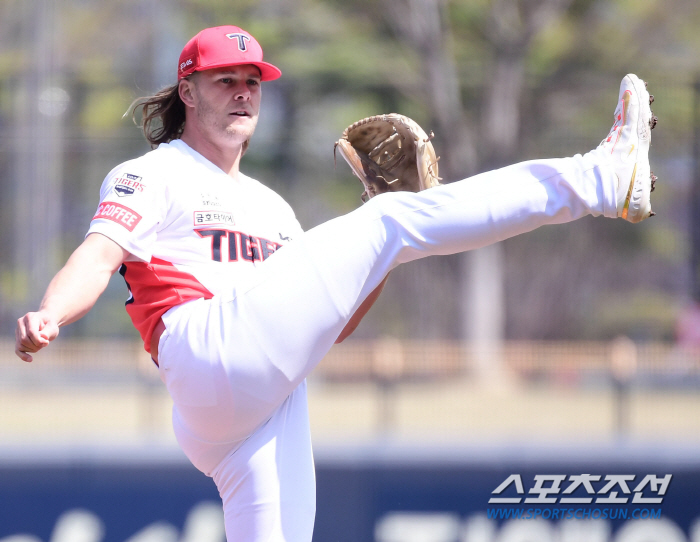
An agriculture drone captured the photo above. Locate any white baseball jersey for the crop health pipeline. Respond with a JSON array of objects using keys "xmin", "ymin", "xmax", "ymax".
[{"xmin": 87, "ymin": 139, "xmax": 304, "ymax": 354}]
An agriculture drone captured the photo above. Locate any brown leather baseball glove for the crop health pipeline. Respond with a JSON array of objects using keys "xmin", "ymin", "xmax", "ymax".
[{"xmin": 334, "ymin": 113, "xmax": 441, "ymax": 202}]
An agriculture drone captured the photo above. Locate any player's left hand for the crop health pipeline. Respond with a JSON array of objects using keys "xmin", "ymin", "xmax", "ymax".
[
  {"xmin": 15, "ymin": 311, "xmax": 60, "ymax": 362},
  {"xmin": 334, "ymin": 113, "xmax": 441, "ymax": 202}
]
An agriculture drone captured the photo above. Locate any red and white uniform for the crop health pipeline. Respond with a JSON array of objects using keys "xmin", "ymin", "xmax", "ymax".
[
  {"xmin": 88, "ymin": 139, "xmax": 620, "ymax": 542},
  {"xmin": 88, "ymin": 139, "xmax": 303, "ymax": 355}
]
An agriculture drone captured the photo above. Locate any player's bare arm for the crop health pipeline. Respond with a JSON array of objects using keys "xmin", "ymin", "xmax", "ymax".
[{"xmin": 15, "ymin": 233, "xmax": 129, "ymax": 362}]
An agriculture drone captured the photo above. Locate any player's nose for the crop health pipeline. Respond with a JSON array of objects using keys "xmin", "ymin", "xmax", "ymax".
[{"xmin": 232, "ymin": 81, "xmax": 251, "ymax": 101}]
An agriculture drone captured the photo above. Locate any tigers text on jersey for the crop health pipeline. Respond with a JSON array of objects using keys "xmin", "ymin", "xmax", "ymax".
[{"xmin": 87, "ymin": 139, "xmax": 304, "ymax": 353}]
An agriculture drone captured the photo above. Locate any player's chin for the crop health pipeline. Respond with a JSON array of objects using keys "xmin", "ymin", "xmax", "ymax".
[{"xmin": 224, "ymin": 122, "xmax": 257, "ymax": 143}]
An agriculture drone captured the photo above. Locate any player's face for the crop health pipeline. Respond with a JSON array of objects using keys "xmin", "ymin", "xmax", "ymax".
[{"xmin": 187, "ymin": 65, "xmax": 262, "ymax": 148}]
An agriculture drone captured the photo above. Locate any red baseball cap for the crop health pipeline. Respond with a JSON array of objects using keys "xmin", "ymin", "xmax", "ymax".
[{"xmin": 178, "ymin": 25, "xmax": 281, "ymax": 81}]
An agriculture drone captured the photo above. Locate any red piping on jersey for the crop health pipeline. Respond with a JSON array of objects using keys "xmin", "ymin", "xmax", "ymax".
[{"xmin": 120, "ymin": 257, "xmax": 214, "ymax": 353}]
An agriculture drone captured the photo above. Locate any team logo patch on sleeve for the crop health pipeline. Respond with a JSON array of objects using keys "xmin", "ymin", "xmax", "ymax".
[
  {"xmin": 113, "ymin": 174, "xmax": 146, "ymax": 197},
  {"xmin": 115, "ymin": 185, "xmax": 135, "ymax": 197},
  {"xmin": 93, "ymin": 202, "xmax": 142, "ymax": 232}
]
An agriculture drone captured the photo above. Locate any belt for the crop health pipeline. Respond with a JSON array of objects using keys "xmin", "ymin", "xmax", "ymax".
[{"xmin": 150, "ymin": 318, "xmax": 166, "ymax": 366}]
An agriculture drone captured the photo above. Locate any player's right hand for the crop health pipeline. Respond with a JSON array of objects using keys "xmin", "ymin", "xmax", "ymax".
[{"xmin": 15, "ymin": 311, "xmax": 60, "ymax": 362}]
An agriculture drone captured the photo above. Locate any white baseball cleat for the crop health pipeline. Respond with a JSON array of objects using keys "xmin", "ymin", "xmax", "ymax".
[{"xmin": 598, "ymin": 73, "xmax": 658, "ymax": 223}]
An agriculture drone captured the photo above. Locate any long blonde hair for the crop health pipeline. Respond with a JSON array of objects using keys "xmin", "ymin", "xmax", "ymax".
[{"xmin": 130, "ymin": 83, "xmax": 185, "ymax": 148}]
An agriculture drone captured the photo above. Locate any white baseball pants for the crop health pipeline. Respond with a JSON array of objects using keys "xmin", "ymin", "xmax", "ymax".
[{"xmin": 156, "ymin": 149, "xmax": 618, "ymax": 541}]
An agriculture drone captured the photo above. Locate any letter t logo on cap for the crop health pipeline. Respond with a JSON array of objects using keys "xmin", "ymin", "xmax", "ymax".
[{"xmin": 226, "ymin": 33, "xmax": 251, "ymax": 51}]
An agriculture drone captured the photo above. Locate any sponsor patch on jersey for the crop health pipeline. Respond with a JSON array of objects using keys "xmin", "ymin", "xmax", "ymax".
[
  {"xmin": 194, "ymin": 211, "xmax": 235, "ymax": 227},
  {"xmin": 93, "ymin": 202, "xmax": 142, "ymax": 232}
]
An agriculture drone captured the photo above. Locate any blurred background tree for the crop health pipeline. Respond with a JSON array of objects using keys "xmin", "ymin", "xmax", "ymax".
[{"xmin": 1, "ymin": 0, "xmax": 698, "ymax": 343}]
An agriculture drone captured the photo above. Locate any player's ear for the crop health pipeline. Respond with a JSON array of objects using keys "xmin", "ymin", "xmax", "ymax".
[{"xmin": 179, "ymin": 77, "xmax": 196, "ymax": 108}]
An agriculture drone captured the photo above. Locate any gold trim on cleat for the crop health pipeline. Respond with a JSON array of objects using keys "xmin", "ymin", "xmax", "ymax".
[{"xmin": 621, "ymin": 163, "xmax": 637, "ymax": 220}]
